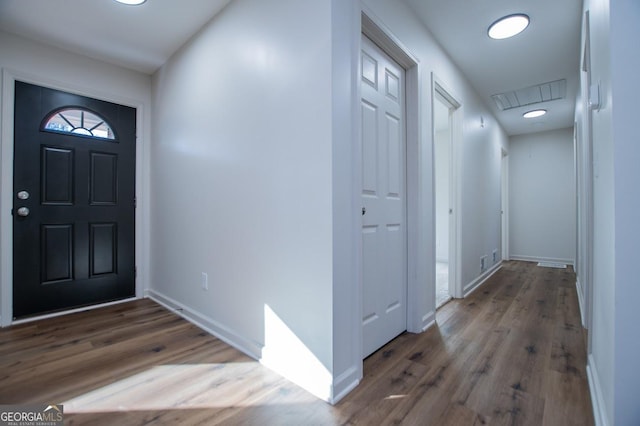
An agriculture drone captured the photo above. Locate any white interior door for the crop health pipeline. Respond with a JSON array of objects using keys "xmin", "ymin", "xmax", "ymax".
[{"xmin": 361, "ymin": 35, "xmax": 407, "ymax": 358}]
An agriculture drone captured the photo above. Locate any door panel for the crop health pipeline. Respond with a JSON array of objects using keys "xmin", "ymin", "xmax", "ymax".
[
  {"xmin": 41, "ymin": 224, "xmax": 74, "ymax": 283},
  {"xmin": 90, "ymin": 223, "xmax": 117, "ymax": 276},
  {"xmin": 13, "ymin": 81, "xmax": 136, "ymax": 319},
  {"xmin": 90, "ymin": 152, "xmax": 118, "ymax": 205},
  {"xmin": 361, "ymin": 35, "xmax": 407, "ymax": 358},
  {"xmin": 42, "ymin": 146, "xmax": 75, "ymax": 205}
]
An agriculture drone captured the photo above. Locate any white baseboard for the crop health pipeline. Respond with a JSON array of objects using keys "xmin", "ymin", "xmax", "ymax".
[
  {"xmin": 330, "ymin": 366, "xmax": 360, "ymax": 404},
  {"xmin": 146, "ymin": 289, "xmax": 263, "ymax": 360},
  {"xmin": 587, "ymin": 355, "xmax": 610, "ymax": 426},
  {"xmin": 464, "ymin": 262, "xmax": 503, "ymax": 298},
  {"xmin": 421, "ymin": 311, "xmax": 436, "ymax": 332},
  {"xmin": 509, "ymin": 254, "xmax": 575, "ymax": 267}
]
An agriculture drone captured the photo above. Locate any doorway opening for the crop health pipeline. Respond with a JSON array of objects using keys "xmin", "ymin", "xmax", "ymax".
[{"xmin": 433, "ymin": 82, "xmax": 460, "ymax": 308}]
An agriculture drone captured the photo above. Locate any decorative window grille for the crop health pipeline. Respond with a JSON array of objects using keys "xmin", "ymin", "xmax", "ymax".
[{"xmin": 42, "ymin": 108, "xmax": 116, "ymax": 141}]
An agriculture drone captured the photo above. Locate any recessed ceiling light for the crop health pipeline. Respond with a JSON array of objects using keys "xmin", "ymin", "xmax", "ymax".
[
  {"xmin": 115, "ymin": 0, "xmax": 147, "ymax": 5},
  {"xmin": 488, "ymin": 14, "xmax": 530, "ymax": 40},
  {"xmin": 523, "ymin": 109, "xmax": 547, "ymax": 119}
]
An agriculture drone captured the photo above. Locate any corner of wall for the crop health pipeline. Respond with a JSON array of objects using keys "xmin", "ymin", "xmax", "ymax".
[
  {"xmin": 329, "ymin": 366, "xmax": 360, "ymax": 404},
  {"xmin": 587, "ymin": 354, "xmax": 610, "ymax": 426},
  {"xmin": 419, "ymin": 310, "xmax": 436, "ymax": 333}
]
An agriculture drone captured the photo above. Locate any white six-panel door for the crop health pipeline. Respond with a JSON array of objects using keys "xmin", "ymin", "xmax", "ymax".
[{"xmin": 361, "ymin": 35, "xmax": 407, "ymax": 358}]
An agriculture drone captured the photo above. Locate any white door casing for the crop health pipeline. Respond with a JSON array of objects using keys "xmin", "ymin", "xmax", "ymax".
[
  {"xmin": 360, "ymin": 35, "xmax": 407, "ymax": 358},
  {"xmin": 432, "ymin": 78, "xmax": 462, "ymax": 300}
]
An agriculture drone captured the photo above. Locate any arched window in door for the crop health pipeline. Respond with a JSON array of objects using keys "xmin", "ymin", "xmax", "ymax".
[{"xmin": 41, "ymin": 107, "xmax": 117, "ymax": 141}]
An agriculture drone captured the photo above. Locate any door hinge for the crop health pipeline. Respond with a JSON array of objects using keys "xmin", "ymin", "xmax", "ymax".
[
  {"xmin": 135, "ymin": 267, "xmax": 137, "ymax": 278},
  {"xmin": 134, "ymin": 197, "xmax": 137, "ymax": 208}
]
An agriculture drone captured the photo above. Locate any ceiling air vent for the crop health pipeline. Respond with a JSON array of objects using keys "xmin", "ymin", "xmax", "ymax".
[{"xmin": 491, "ymin": 79, "xmax": 566, "ymax": 111}]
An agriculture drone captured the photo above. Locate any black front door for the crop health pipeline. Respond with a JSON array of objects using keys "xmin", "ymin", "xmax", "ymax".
[{"xmin": 13, "ymin": 81, "xmax": 136, "ymax": 319}]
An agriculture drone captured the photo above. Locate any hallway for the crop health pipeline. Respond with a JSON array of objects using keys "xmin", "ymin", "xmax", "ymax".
[
  {"xmin": 341, "ymin": 260, "xmax": 593, "ymax": 424},
  {"xmin": 0, "ymin": 261, "xmax": 593, "ymax": 425}
]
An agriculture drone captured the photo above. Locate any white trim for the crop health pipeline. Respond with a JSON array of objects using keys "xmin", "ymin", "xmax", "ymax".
[
  {"xmin": 586, "ymin": 355, "xmax": 609, "ymax": 426},
  {"xmin": 331, "ymin": 0, "xmax": 363, "ymax": 406},
  {"xmin": 463, "ymin": 262, "xmax": 503, "ymax": 298},
  {"xmin": 361, "ymin": 10, "xmax": 419, "ymax": 69},
  {"xmin": 405, "ymin": 62, "xmax": 424, "ymax": 334},
  {"xmin": 501, "ymin": 149, "xmax": 510, "ymax": 261},
  {"xmin": 582, "ymin": 10, "xmax": 595, "ymax": 354},
  {"xmin": 0, "ymin": 68, "xmax": 148, "ymax": 327},
  {"xmin": 147, "ymin": 290, "xmax": 263, "ymax": 360},
  {"xmin": 576, "ymin": 278, "xmax": 587, "ymax": 328},
  {"xmin": 432, "ymin": 75, "xmax": 463, "ymax": 300},
  {"xmin": 509, "ymin": 254, "xmax": 575, "ymax": 267},
  {"xmin": 0, "ymin": 69, "xmax": 15, "ymax": 327},
  {"xmin": 420, "ymin": 311, "xmax": 436, "ymax": 332},
  {"xmin": 329, "ymin": 366, "xmax": 360, "ymax": 405}
]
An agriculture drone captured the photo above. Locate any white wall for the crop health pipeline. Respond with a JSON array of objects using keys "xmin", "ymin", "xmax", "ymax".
[
  {"xmin": 330, "ymin": 0, "xmax": 362, "ymax": 400},
  {"xmin": 576, "ymin": 0, "xmax": 640, "ymax": 424},
  {"xmin": 149, "ymin": 0, "xmax": 340, "ymax": 401},
  {"xmin": 610, "ymin": 1, "xmax": 640, "ymax": 423},
  {"xmin": 364, "ymin": 0, "xmax": 508, "ymax": 298},
  {"xmin": 509, "ymin": 128, "xmax": 576, "ymax": 264},
  {"xmin": 150, "ymin": 0, "xmax": 509, "ymax": 403},
  {"xmin": 576, "ymin": 0, "xmax": 615, "ymax": 424},
  {"xmin": 0, "ymin": 31, "xmax": 152, "ymax": 326}
]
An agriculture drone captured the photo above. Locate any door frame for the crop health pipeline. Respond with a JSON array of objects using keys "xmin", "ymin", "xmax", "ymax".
[
  {"xmin": 579, "ymin": 10, "xmax": 594, "ymax": 351},
  {"xmin": 501, "ymin": 148, "xmax": 509, "ymax": 261},
  {"xmin": 432, "ymin": 76, "xmax": 462, "ymax": 299},
  {"xmin": 0, "ymin": 69, "xmax": 147, "ymax": 326},
  {"xmin": 360, "ymin": 10, "xmax": 431, "ymax": 336}
]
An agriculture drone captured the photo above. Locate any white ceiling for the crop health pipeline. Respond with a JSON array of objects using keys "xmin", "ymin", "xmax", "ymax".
[
  {"xmin": 404, "ymin": 0, "xmax": 583, "ymax": 135},
  {"xmin": 0, "ymin": 0, "xmax": 232, "ymax": 74},
  {"xmin": 0, "ymin": 0, "xmax": 582, "ymax": 136}
]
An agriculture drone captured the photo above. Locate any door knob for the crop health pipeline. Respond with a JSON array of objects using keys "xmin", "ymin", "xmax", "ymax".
[
  {"xmin": 17, "ymin": 207, "xmax": 30, "ymax": 217},
  {"xmin": 17, "ymin": 190, "xmax": 30, "ymax": 200}
]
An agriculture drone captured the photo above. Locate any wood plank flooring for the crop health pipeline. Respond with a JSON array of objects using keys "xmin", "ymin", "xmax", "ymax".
[{"xmin": 0, "ymin": 261, "xmax": 593, "ymax": 425}]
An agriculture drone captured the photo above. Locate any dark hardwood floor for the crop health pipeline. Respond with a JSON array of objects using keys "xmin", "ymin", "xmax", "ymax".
[{"xmin": 0, "ymin": 261, "xmax": 593, "ymax": 425}]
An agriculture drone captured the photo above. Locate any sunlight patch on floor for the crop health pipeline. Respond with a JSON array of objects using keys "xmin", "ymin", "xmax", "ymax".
[{"xmin": 63, "ymin": 362, "xmax": 304, "ymax": 413}]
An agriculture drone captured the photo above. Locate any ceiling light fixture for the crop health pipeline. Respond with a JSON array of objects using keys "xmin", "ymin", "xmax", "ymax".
[
  {"xmin": 523, "ymin": 109, "xmax": 547, "ymax": 119},
  {"xmin": 115, "ymin": 0, "xmax": 147, "ymax": 5},
  {"xmin": 488, "ymin": 14, "xmax": 530, "ymax": 40}
]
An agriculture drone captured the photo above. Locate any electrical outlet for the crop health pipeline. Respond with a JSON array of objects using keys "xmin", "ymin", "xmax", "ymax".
[
  {"xmin": 480, "ymin": 256, "xmax": 487, "ymax": 272},
  {"xmin": 201, "ymin": 272, "xmax": 208, "ymax": 290}
]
